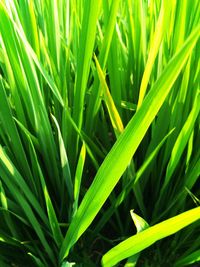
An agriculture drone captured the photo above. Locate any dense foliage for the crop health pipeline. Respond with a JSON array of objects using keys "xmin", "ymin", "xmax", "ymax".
[{"xmin": 0, "ymin": 0, "xmax": 199, "ymax": 266}]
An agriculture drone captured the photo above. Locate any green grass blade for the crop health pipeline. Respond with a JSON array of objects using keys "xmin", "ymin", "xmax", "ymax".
[
  {"xmin": 0, "ymin": 146, "xmax": 48, "ymax": 227},
  {"xmin": 174, "ymin": 249, "xmax": 200, "ymax": 267},
  {"xmin": 72, "ymin": 143, "xmax": 86, "ymax": 217},
  {"xmin": 137, "ymin": 0, "xmax": 171, "ymax": 108},
  {"xmin": 28, "ymin": 139, "xmax": 63, "ymax": 247},
  {"xmin": 125, "ymin": 211, "xmax": 149, "ymax": 267},
  {"xmin": 0, "ymin": 78, "xmax": 34, "ymax": 187},
  {"xmin": 0, "ymin": 2, "xmax": 64, "ymax": 107},
  {"xmin": 163, "ymin": 91, "xmax": 200, "ymax": 189},
  {"xmin": 52, "ymin": 115, "xmax": 73, "ymax": 201},
  {"xmin": 102, "ymin": 207, "xmax": 200, "ymax": 267},
  {"xmin": 0, "ymin": 153, "xmax": 55, "ymax": 263},
  {"xmin": 0, "ymin": 181, "xmax": 20, "ymax": 239},
  {"xmin": 94, "ymin": 54, "xmax": 124, "ymax": 137},
  {"xmin": 94, "ymin": 128, "xmax": 174, "ymax": 234},
  {"xmin": 72, "ymin": 0, "xmax": 102, "ymax": 129},
  {"xmin": 85, "ymin": 0, "xmax": 121, "ymax": 133}
]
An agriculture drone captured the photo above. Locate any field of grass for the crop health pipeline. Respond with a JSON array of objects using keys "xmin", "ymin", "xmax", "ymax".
[{"xmin": 0, "ymin": 0, "xmax": 199, "ymax": 266}]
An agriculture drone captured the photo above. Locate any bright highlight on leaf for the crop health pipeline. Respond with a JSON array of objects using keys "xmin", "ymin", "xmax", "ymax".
[{"xmin": 102, "ymin": 207, "xmax": 200, "ymax": 267}]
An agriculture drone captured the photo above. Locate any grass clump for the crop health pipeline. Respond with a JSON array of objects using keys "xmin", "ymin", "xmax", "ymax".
[{"xmin": 0, "ymin": 0, "xmax": 199, "ymax": 266}]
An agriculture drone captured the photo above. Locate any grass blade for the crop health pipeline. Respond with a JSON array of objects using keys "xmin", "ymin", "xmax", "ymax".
[
  {"xmin": 94, "ymin": 54, "xmax": 124, "ymax": 137},
  {"xmin": 163, "ymin": 91, "xmax": 200, "ymax": 189},
  {"xmin": 174, "ymin": 249, "xmax": 200, "ymax": 267},
  {"xmin": 102, "ymin": 207, "xmax": 200, "ymax": 266},
  {"xmin": 137, "ymin": 0, "xmax": 171, "ymax": 108}
]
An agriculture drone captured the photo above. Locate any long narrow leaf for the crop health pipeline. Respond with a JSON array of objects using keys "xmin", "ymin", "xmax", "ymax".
[{"xmin": 102, "ymin": 207, "xmax": 200, "ymax": 266}]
